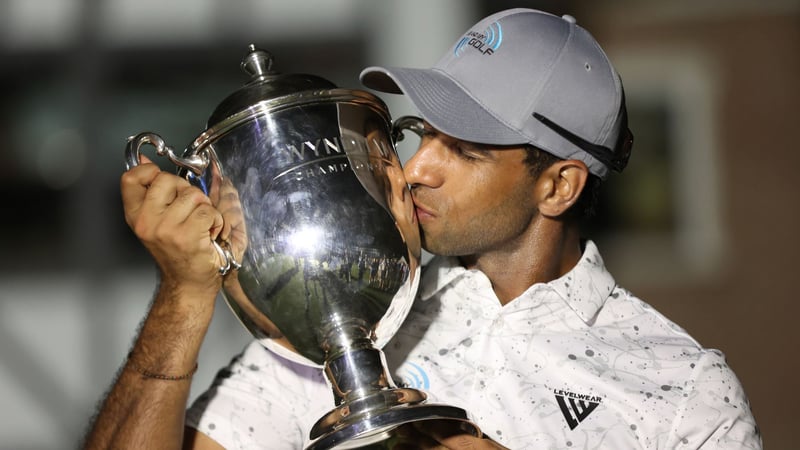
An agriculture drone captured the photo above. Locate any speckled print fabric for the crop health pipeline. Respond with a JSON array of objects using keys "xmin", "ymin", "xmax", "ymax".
[
  {"xmin": 186, "ymin": 241, "xmax": 761, "ymax": 449},
  {"xmin": 186, "ymin": 344, "xmax": 334, "ymax": 447}
]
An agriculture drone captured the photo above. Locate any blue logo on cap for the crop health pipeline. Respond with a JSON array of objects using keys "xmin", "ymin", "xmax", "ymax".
[{"xmin": 455, "ymin": 21, "xmax": 503, "ymax": 56}]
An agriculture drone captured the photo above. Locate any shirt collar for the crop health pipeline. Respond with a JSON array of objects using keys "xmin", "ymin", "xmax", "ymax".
[
  {"xmin": 546, "ymin": 240, "xmax": 616, "ymax": 324},
  {"xmin": 418, "ymin": 240, "xmax": 616, "ymax": 324}
]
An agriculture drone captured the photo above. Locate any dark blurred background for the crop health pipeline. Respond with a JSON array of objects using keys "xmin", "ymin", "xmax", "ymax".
[{"xmin": 0, "ymin": 0, "xmax": 796, "ymax": 448}]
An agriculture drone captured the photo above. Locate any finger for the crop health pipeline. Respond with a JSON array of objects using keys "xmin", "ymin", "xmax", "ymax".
[
  {"xmin": 159, "ymin": 184, "xmax": 214, "ymax": 231},
  {"xmin": 206, "ymin": 205, "xmax": 225, "ymax": 241},
  {"xmin": 145, "ymin": 172, "xmax": 196, "ymax": 208},
  {"xmin": 128, "ymin": 173, "xmax": 186, "ymax": 237},
  {"xmin": 180, "ymin": 203, "xmax": 224, "ymax": 254},
  {"xmin": 150, "ymin": 202, "xmax": 224, "ymax": 270},
  {"xmin": 195, "ymin": 204, "xmax": 226, "ymax": 270},
  {"xmin": 128, "ymin": 179, "xmax": 209, "ymax": 248},
  {"xmin": 436, "ymin": 433, "xmax": 505, "ymax": 450},
  {"xmin": 391, "ymin": 432, "xmax": 445, "ymax": 450},
  {"xmin": 392, "ymin": 444, "xmax": 446, "ymax": 450},
  {"xmin": 218, "ymin": 194, "xmax": 244, "ymax": 242},
  {"xmin": 121, "ymin": 162, "xmax": 162, "ymax": 225},
  {"xmin": 139, "ymin": 174, "xmax": 208, "ymax": 232},
  {"xmin": 413, "ymin": 421, "xmax": 488, "ymax": 449}
]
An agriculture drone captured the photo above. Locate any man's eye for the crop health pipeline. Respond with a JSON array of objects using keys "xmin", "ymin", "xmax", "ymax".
[{"xmin": 453, "ymin": 145, "xmax": 480, "ymax": 161}]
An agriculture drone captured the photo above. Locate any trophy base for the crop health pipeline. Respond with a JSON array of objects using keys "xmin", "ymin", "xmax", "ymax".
[{"xmin": 306, "ymin": 389, "xmax": 479, "ymax": 450}]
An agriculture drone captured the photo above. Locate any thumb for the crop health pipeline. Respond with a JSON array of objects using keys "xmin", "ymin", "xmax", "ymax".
[{"xmin": 209, "ymin": 209, "xmax": 225, "ymax": 241}]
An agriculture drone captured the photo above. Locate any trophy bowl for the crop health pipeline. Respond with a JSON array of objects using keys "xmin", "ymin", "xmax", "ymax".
[{"xmin": 125, "ymin": 46, "xmax": 479, "ymax": 449}]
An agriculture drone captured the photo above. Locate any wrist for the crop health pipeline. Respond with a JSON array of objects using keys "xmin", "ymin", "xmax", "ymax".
[
  {"xmin": 126, "ymin": 350, "xmax": 198, "ymax": 381},
  {"xmin": 133, "ymin": 287, "xmax": 216, "ymax": 375},
  {"xmin": 156, "ymin": 272, "xmax": 221, "ymax": 307}
]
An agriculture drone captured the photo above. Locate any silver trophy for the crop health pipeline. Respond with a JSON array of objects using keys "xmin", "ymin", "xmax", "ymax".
[{"xmin": 125, "ymin": 45, "xmax": 479, "ymax": 449}]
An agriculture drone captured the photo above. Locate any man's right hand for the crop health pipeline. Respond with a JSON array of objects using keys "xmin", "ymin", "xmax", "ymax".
[
  {"xmin": 120, "ymin": 157, "xmax": 226, "ymax": 297},
  {"xmin": 83, "ymin": 158, "xmax": 229, "ymax": 450}
]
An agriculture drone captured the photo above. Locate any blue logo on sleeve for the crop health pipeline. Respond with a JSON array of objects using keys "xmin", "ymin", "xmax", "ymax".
[{"xmin": 395, "ymin": 362, "xmax": 430, "ymax": 390}]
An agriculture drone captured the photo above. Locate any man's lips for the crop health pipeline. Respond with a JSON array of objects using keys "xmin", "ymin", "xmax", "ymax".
[{"xmin": 412, "ymin": 199, "xmax": 435, "ymax": 223}]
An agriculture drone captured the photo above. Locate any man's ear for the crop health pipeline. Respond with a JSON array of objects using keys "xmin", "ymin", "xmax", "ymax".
[{"xmin": 536, "ymin": 160, "xmax": 589, "ymax": 218}]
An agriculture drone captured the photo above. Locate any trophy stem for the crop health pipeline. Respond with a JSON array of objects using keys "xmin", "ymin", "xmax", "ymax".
[
  {"xmin": 310, "ymin": 347, "xmax": 425, "ymax": 442},
  {"xmin": 324, "ymin": 347, "xmax": 395, "ymax": 404},
  {"xmin": 308, "ymin": 346, "xmax": 479, "ymax": 449}
]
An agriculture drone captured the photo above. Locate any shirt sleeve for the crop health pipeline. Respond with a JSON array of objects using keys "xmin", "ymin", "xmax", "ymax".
[
  {"xmin": 185, "ymin": 340, "xmax": 333, "ymax": 449},
  {"xmin": 669, "ymin": 350, "xmax": 762, "ymax": 449}
]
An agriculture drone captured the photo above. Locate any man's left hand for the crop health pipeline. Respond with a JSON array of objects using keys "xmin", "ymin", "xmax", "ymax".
[{"xmin": 391, "ymin": 420, "xmax": 509, "ymax": 449}]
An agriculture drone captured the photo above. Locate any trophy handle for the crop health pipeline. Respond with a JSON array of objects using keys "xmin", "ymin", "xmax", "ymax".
[
  {"xmin": 390, "ymin": 115, "xmax": 424, "ymax": 144},
  {"xmin": 124, "ymin": 132, "xmax": 241, "ymax": 276},
  {"xmin": 125, "ymin": 132, "xmax": 208, "ymax": 174}
]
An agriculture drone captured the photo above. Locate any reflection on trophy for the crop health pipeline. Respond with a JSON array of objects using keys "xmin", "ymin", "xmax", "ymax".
[{"xmin": 125, "ymin": 45, "xmax": 480, "ymax": 449}]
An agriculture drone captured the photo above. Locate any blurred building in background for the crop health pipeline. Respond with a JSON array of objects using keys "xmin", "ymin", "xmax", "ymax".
[{"xmin": 0, "ymin": 0, "xmax": 796, "ymax": 448}]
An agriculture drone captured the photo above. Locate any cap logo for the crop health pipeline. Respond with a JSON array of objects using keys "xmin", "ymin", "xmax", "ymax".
[{"xmin": 454, "ymin": 21, "xmax": 503, "ymax": 57}]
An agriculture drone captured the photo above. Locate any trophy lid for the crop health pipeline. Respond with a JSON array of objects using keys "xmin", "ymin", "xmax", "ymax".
[{"xmin": 206, "ymin": 44, "xmax": 338, "ymax": 127}]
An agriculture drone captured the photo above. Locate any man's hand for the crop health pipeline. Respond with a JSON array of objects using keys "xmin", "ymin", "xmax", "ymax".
[
  {"xmin": 121, "ymin": 157, "xmax": 225, "ymax": 296},
  {"xmin": 83, "ymin": 159, "xmax": 228, "ymax": 450},
  {"xmin": 392, "ymin": 420, "xmax": 509, "ymax": 449}
]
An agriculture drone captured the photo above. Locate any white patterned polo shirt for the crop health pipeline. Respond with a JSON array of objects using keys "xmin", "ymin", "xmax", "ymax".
[{"xmin": 186, "ymin": 241, "xmax": 761, "ymax": 449}]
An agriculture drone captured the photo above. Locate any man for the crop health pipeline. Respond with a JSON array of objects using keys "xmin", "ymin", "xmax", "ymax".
[{"xmin": 84, "ymin": 8, "xmax": 761, "ymax": 450}]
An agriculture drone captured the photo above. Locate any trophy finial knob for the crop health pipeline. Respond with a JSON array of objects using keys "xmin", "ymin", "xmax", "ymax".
[{"xmin": 241, "ymin": 44, "xmax": 275, "ymax": 79}]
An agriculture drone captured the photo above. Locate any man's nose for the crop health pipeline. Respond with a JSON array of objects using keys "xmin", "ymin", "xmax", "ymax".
[{"xmin": 403, "ymin": 141, "xmax": 444, "ymax": 188}]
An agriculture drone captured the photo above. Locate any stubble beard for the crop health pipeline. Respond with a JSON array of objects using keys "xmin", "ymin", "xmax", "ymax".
[
  {"xmin": 418, "ymin": 222, "xmax": 491, "ymax": 258},
  {"xmin": 419, "ymin": 206, "xmax": 539, "ymax": 259}
]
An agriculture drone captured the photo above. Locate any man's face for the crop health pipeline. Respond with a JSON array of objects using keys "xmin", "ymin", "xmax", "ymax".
[{"xmin": 403, "ymin": 123, "xmax": 540, "ymax": 257}]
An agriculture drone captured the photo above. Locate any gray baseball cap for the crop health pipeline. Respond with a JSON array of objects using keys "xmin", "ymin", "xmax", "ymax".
[{"xmin": 360, "ymin": 8, "xmax": 632, "ymax": 179}]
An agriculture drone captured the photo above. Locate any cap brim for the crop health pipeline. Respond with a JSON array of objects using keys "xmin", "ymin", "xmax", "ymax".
[{"xmin": 360, "ymin": 66, "xmax": 526, "ymax": 146}]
